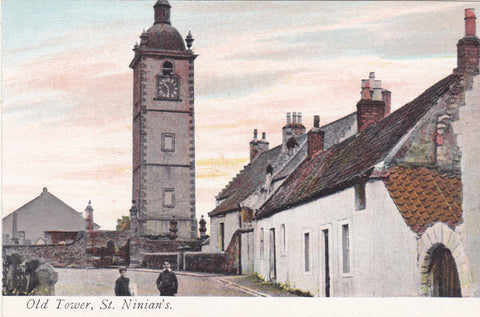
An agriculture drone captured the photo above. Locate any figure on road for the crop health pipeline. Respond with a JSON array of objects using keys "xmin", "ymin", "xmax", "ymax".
[
  {"xmin": 114, "ymin": 266, "xmax": 131, "ymax": 296},
  {"xmin": 156, "ymin": 261, "xmax": 178, "ymax": 296}
]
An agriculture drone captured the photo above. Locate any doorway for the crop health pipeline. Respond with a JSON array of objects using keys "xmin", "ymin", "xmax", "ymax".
[
  {"xmin": 427, "ymin": 244, "xmax": 461, "ymax": 297},
  {"xmin": 269, "ymin": 228, "xmax": 276, "ymax": 281}
]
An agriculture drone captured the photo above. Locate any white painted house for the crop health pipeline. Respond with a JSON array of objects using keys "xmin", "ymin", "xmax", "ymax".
[
  {"xmin": 249, "ymin": 9, "xmax": 479, "ymax": 297},
  {"xmin": 209, "ymin": 8, "xmax": 480, "ymax": 297}
]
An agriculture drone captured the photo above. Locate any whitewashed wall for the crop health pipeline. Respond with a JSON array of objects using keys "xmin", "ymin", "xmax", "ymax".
[
  {"xmin": 454, "ymin": 75, "xmax": 480, "ymax": 296},
  {"xmin": 205, "ymin": 211, "xmax": 241, "ymax": 252},
  {"xmin": 253, "ymin": 180, "xmax": 418, "ymax": 296}
]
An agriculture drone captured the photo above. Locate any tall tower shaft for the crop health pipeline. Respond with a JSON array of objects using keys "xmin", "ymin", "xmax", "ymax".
[{"xmin": 130, "ymin": 0, "xmax": 197, "ymax": 241}]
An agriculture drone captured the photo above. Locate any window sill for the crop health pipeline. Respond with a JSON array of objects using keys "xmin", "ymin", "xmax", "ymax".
[{"xmin": 155, "ymin": 97, "xmax": 182, "ymax": 102}]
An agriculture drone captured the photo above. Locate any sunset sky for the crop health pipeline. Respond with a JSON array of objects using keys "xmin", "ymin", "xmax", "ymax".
[{"xmin": 2, "ymin": 1, "xmax": 477, "ymax": 229}]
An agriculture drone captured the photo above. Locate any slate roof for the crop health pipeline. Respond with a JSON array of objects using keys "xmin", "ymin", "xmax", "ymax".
[
  {"xmin": 257, "ymin": 73, "xmax": 464, "ymax": 219},
  {"xmin": 2, "ymin": 188, "xmax": 100, "ymax": 230},
  {"xmin": 209, "ymin": 112, "xmax": 358, "ymax": 217},
  {"xmin": 209, "ymin": 145, "xmax": 284, "ymax": 216},
  {"xmin": 383, "ymin": 166, "xmax": 462, "ymax": 233}
]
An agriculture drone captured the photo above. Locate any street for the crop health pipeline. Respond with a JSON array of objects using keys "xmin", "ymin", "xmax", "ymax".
[{"xmin": 55, "ymin": 268, "xmax": 253, "ymax": 296}]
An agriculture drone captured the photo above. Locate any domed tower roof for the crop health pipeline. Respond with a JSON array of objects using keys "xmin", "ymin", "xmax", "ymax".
[{"xmin": 140, "ymin": 0, "xmax": 186, "ymax": 51}]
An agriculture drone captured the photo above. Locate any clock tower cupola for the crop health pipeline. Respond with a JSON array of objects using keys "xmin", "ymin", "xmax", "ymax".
[{"xmin": 130, "ymin": 0, "xmax": 197, "ymax": 241}]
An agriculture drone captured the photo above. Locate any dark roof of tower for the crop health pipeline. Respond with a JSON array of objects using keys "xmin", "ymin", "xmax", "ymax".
[
  {"xmin": 141, "ymin": 24, "xmax": 186, "ymax": 51},
  {"xmin": 154, "ymin": 0, "xmax": 171, "ymax": 7}
]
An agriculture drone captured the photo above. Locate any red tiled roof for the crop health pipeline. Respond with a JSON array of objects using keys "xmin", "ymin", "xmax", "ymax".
[
  {"xmin": 257, "ymin": 73, "xmax": 464, "ymax": 218},
  {"xmin": 384, "ymin": 166, "xmax": 462, "ymax": 233}
]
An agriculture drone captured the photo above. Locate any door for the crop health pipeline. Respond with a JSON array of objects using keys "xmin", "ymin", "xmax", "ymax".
[
  {"xmin": 269, "ymin": 228, "xmax": 276, "ymax": 281},
  {"xmin": 322, "ymin": 229, "xmax": 330, "ymax": 297},
  {"xmin": 428, "ymin": 244, "xmax": 461, "ymax": 297}
]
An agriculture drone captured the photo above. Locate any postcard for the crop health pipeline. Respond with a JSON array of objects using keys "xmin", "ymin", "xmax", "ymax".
[{"xmin": 2, "ymin": 1, "xmax": 480, "ymax": 316}]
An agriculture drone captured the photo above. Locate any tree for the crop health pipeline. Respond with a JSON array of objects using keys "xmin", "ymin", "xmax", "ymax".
[{"xmin": 116, "ymin": 216, "xmax": 130, "ymax": 231}]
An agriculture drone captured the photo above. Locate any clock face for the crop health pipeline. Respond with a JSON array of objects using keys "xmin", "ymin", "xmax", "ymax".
[{"xmin": 157, "ymin": 76, "xmax": 179, "ymax": 99}]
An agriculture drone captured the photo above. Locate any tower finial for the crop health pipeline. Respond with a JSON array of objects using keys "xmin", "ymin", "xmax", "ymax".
[{"xmin": 186, "ymin": 31, "xmax": 194, "ymax": 49}]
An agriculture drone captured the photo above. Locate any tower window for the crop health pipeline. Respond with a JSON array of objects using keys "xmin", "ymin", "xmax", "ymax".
[
  {"xmin": 162, "ymin": 188, "xmax": 175, "ymax": 208},
  {"xmin": 162, "ymin": 133, "xmax": 175, "ymax": 152},
  {"xmin": 162, "ymin": 62, "xmax": 173, "ymax": 75}
]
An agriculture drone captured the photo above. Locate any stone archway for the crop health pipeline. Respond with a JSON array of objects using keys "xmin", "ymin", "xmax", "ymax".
[{"xmin": 418, "ymin": 223, "xmax": 473, "ymax": 296}]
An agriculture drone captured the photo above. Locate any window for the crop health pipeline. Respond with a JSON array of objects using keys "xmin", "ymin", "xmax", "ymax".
[
  {"xmin": 280, "ymin": 224, "xmax": 286, "ymax": 257},
  {"xmin": 355, "ymin": 182, "xmax": 366, "ymax": 210},
  {"xmin": 260, "ymin": 228, "xmax": 264, "ymax": 259},
  {"xmin": 219, "ymin": 222, "xmax": 225, "ymax": 251},
  {"xmin": 342, "ymin": 224, "xmax": 350, "ymax": 274},
  {"xmin": 162, "ymin": 188, "xmax": 175, "ymax": 208},
  {"xmin": 18, "ymin": 231, "xmax": 26, "ymax": 240},
  {"xmin": 162, "ymin": 133, "xmax": 175, "ymax": 152},
  {"xmin": 304, "ymin": 232, "xmax": 310, "ymax": 272},
  {"xmin": 162, "ymin": 61, "xmax": 173, "ymax": 75}
]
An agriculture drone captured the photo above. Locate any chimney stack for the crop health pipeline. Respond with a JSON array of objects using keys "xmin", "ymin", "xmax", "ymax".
[
  {"xmin": 250, "ymin": 129, "xmax": 269, "ymax": 161},
  {"xmin": 307, "ymin": 115, "xmax": 325, "ymax": 158},
  {"xmin": 84, "ymin": 201, "xmax": 94, "ymax": 231},
  {"xmin": 454, "ymin": 8, "xmax": 480, "ymax": 75},
  {"xmin": 356, "ymin": 73, "xmax": 387, "ymax": 132},
  {"xmin": 282, "ymin": 111, "xmax": 306, "ymax": 152}
]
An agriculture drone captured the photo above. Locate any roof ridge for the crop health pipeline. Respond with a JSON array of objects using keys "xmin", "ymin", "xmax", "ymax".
[{"xmin": 257, "ymin": 73, "xmax": 464, "ymax": 218}]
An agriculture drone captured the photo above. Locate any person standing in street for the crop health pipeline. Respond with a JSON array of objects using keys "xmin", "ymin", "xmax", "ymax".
[
  {"xmin": 114, "ymin": 266, "xmax": 131, "ymax": 296},
  {"xmin": 156, "ymin": 261, "xmax": 178, "ymax": 296}
]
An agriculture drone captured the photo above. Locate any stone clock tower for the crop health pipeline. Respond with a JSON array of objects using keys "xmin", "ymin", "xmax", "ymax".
[{"xmin": 130, "ymin": 0, "xmax": 197, "ymax": 241}]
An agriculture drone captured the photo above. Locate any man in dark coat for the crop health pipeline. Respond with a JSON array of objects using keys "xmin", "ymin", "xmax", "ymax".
[
  {"xmin": 115, "ymin": 266, "xmax": 131, "ymax": 296},
  {"xmin": 156, "ymin": 261, "xmax": 178, "ymax": 296}
]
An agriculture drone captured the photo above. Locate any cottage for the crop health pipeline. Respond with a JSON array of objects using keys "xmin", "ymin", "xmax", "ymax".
[{"xmin": 209, "ymin": 8, "xmax": 480, "ymax": 297}]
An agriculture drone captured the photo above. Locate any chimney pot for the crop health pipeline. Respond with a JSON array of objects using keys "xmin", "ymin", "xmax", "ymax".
[
  {"xmin": 314, "ymin": 115, "xmax": 320, "ymax": 128},
  {"xmin": 292, "ymin": 112, "xmax": 297, "ymax": 124},
  {"xmin": 298, "ymin": 112, "xmax": 302, "ymax": 125},
  {"xmin": 287, "ymin": 112, "xmax": 291, "ymax": 125},
  {"xmin": 262, "ymin": 132, "xmax": 266, "ymax": 140},
  {"xmin": 253, "ymin": 129, "xmax": 258, "ymax": 139},
  {"xmin": 369, "ymin": 72, "xmax": 375, "ymax": 89},
  {"xmin": 465, "ymin": 8, "xmax": 476, "ymax": 37},
  {"xmin": 372, "ymin": 80, "xmax": 383, "ymax": 100},
  {"xmin": 361, "ymin": 79, "xmax": 371, "ymax": 100}
]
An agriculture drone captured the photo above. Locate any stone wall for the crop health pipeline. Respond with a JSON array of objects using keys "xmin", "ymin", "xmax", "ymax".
[
  {"xmin": 224, "ymin": 230, "xmax": 242, "ymax": 274},
  {"xmin": 143, "ymin": 253, "xmax": 180, "ymax": 270},
  {"xmin": 184, "ymin": 252, "xmax": 226, "ymax": 273},
  {"xmin": 3, "ymin": 233, "xmax": 86, "ymax": 268}
]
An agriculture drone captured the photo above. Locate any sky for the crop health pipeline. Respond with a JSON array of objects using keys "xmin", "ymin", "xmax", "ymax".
[{"xmin": 2, "ymin": 1, "xmax": 478, "ymax": 230}]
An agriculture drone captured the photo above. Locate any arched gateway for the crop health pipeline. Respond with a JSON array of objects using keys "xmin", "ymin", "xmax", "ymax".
[
  {"xmin": 425, "ymin": 244, "xmax": 461, "ymax": 297},
  {"xmin": 418, "ymin": 223, "xmax": 473, "ymax": 296}
]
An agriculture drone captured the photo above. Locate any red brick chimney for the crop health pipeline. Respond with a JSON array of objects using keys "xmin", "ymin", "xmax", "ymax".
[
  {"xmin": 454, "ymin": 8, "xmax": 480, "ymax": 75},
  {"xmin": 356, "ymin": 73, "xmax": 387, "ymax": 132},
  {"xmin": 307, "ymin": 115, "xmax": 325, "ymax": 158},
  {"xmin": 250, "ymin": 129, "xmax": 269, "ymax": 161}
]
